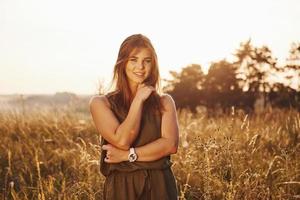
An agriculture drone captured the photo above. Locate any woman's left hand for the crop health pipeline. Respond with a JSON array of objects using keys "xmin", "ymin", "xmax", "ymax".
[{"xmin": 102, "ymin": 144, "xmax": 128, "ymax": 163}]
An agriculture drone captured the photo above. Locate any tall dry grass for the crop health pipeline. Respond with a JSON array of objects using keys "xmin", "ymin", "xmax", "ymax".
[{"xmin": 0, "ymin": 105, "xmax": 299, "ymax": 199}]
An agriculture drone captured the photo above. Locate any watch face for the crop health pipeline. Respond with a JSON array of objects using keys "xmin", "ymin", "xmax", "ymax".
[{"xmin": 129, "ymin": 153, "xmax": 137, "ymax": 162}]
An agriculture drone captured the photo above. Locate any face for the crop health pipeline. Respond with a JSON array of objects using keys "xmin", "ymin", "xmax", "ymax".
[{"xmin": 125, "ymin": 48, "xmax": 152, "ymax": 87}]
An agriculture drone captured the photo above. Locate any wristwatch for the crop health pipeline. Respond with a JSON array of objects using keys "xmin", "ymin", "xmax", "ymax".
[{"xmin": 128, "ymin": 147, "xmax": 137, "ymax": 162}]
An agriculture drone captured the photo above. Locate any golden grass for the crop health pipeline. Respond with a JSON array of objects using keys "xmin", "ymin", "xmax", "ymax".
[{"xmin": 0, "ymin": 106, "xmax": 299, "ymax": 199}]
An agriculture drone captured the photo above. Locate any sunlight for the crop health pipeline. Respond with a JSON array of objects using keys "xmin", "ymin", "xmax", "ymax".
[{"xmin": 0, "ymin": 0, "xmax": 299, "ymax": 94}]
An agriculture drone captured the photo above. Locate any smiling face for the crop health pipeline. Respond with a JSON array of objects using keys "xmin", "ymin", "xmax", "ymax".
[
  {"xmin": 125, "ymin": 47, "xmax": 152, "ymax": 88},
  {"xmin": 113, "ymin": 34, "xmax": 160, "ymax": 107}
]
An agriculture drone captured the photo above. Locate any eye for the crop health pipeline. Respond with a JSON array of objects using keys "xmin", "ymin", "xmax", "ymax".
[
  {"xmin": 129, "ymin": 58, "xmax": 137, "ymax": 62},
  {"xmin": 144, "ymin": 59, "xmax": 152, "ymax": 63}
]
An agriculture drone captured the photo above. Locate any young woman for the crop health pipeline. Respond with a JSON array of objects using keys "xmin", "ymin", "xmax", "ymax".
[{"xmin": 89, "ymin": 34, "xmax": 179, "ymax": 200}]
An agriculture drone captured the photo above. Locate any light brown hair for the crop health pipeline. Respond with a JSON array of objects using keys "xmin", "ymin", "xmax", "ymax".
[{"xmin": 112, "ymin": 34, "xmax": 163, "ymax": 113}]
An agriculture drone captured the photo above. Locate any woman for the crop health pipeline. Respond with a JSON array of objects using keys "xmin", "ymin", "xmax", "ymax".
[{"xmin": 89, "ymin": 34, "xmax": 179, "ymax": 200}]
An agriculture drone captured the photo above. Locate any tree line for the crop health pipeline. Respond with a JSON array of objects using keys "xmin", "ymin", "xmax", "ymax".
[{"xmin": 164, "ymin": 40, "xmax": 300, "ymax": 113}]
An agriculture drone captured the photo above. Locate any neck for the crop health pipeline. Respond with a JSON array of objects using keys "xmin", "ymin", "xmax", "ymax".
[{"xmin": 129, "ymin": 82, "xmax": 138, "ymax": 97}]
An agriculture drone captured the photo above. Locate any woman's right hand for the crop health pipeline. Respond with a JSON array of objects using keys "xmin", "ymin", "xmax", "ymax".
[{"xmin": 134, "ymin": 83, "xmax": 155, "ymax": 102}]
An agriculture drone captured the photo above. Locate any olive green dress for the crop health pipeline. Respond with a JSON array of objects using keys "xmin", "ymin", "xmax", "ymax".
[{"xmin": 100, "ymin": 92, "xmax": 178, "ymax": 200}]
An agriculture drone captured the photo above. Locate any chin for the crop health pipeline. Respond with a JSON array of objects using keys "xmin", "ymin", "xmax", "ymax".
[
  {"xmin": 137, "ymin": 80, "xmax": 144, "ymax": 84},
  {"xmin": 128, "ymin": 76, "xmax": 147, "ymax": 85},
  {"xmin": 134, "ymin": 78, "xmax": 146, "ymax": 84}
]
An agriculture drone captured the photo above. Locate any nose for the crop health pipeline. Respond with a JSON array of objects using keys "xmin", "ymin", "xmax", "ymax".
[{"xmin": 136, "ymin": 61, "xmax": 145, "ymax": 69}]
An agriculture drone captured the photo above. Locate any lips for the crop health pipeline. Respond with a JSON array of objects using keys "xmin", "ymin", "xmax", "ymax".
[{"xmin": 133, "ymin": 72, "xmax": 145, "ymax": 78}]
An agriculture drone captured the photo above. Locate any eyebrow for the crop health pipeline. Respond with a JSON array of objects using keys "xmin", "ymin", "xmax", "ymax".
[{"xmin": 129, "ymin": 56, "xmax": 152, "ymax": 59}]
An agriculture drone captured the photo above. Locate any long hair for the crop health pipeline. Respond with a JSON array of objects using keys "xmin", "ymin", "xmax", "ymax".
[{"xmin": 111, "ymin": 34, "xmax": 163, "ymax": 114}]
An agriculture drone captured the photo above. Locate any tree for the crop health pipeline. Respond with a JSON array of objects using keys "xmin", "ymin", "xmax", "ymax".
[
  {"xmin": 269, "ymin": 83, "xmax": 300, "ymax": 109},
  {"xmin": 203, "ymin": 60, "xmax": 243, "ymax": 112},
  {"xmin": 234, "ymin": 40, "xmax": 278, "ymax": 109},
  {"xmin": 286, "ymin": 42, "xmax": 300, "ymax": 91},
  {"xmin": 267, "ymin": 42, "xmax": 300, "ymax": 110},
  {"xmin": 163, "ymin": 64, "xmax": 205, "ymax": 112}
]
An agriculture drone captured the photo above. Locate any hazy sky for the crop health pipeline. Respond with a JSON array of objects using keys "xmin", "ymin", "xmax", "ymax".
[{"xmin": 0, "ymin": 0, "xmax": 299, "ymax": 94}]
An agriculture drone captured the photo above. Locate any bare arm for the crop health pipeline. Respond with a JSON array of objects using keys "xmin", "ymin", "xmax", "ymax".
[
  {"xmin": 102, "ymin": 94, "xmax": 179, "ymax": 162},
  {"xmin": 89, "ymin": 84, "xmax": 155, "ymax": 150},
  {"xmin": 134, "ymin": 94, "xmax": 179, "ymax": 161}
]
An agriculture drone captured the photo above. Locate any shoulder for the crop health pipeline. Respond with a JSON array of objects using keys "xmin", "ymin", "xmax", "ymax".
[
  {"xmin": 160, "ymin": 93, "xmax": 175, "ymax": 104},
  {"xmin": 89, "ymin": 91, "xmax": 119, "ymax": 109},
  {"xmin": 89, "ymin": 94, "xmax": 110, "ymax": 110},
  {"xmin": 160, "ymin": 93, "xmax": 176, "ymax": 111}
]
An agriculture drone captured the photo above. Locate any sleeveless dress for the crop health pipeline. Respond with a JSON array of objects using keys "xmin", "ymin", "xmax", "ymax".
[{"xmin": 100, "ymin": 91, "xmax": 178, "ymax": 200}]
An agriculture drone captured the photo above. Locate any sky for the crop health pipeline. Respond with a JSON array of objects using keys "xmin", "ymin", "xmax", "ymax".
[{"xmin": 0, "ymin": 0, "xmax": 299, "ymax": 95}]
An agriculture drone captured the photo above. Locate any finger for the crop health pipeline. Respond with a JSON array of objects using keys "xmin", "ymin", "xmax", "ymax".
[
  {"xmin": 149, "ymin": 86, "xmax": 155, "ymax": 91},
  {"xmin": 105, "ymin": 156, "xmax": 116, "ymax": 163},
  {"xmin": 104, "ymin": 157, "xmax": 110, "ymax": 163},
  {"xmin": 102, "ymin": 145, "xmax": 112, "ymax": 150},
  {"xmin": 147, "ymin": 86, "xmax": 155, "ymax": 92},
  {"xmin": 102, "ymin": 144, "xmax": 113, "ymax": 150},
  {"xmin": 145, "ymin": 85, "xmax": 154, "ymax": 89},
  {"xmin": 102, "ymin": 145, "xmax": 107, "ymax": 150},
  {"xmin": 138, "ymin": 83, "xmax": 145, "ymax": 89}
]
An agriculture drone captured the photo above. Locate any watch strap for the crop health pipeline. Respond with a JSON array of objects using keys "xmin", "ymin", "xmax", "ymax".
[{"xmin": 130, "ymin": 147, "xmax": 135, "ymax": 155}]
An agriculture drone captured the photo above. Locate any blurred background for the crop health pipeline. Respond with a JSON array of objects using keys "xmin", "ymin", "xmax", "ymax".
[
  {"xmin": 0, "ymin": 0, "xmax": 299, "ymax": 113},
  {"xmin": 1, "ymin": 0, "xmax": 299, "ymax": 199}
]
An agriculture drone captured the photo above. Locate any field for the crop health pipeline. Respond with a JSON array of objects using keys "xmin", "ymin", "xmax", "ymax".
[{"xmin": 0, "ymin": 102, "xmax": 299, "ymax": 199}]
